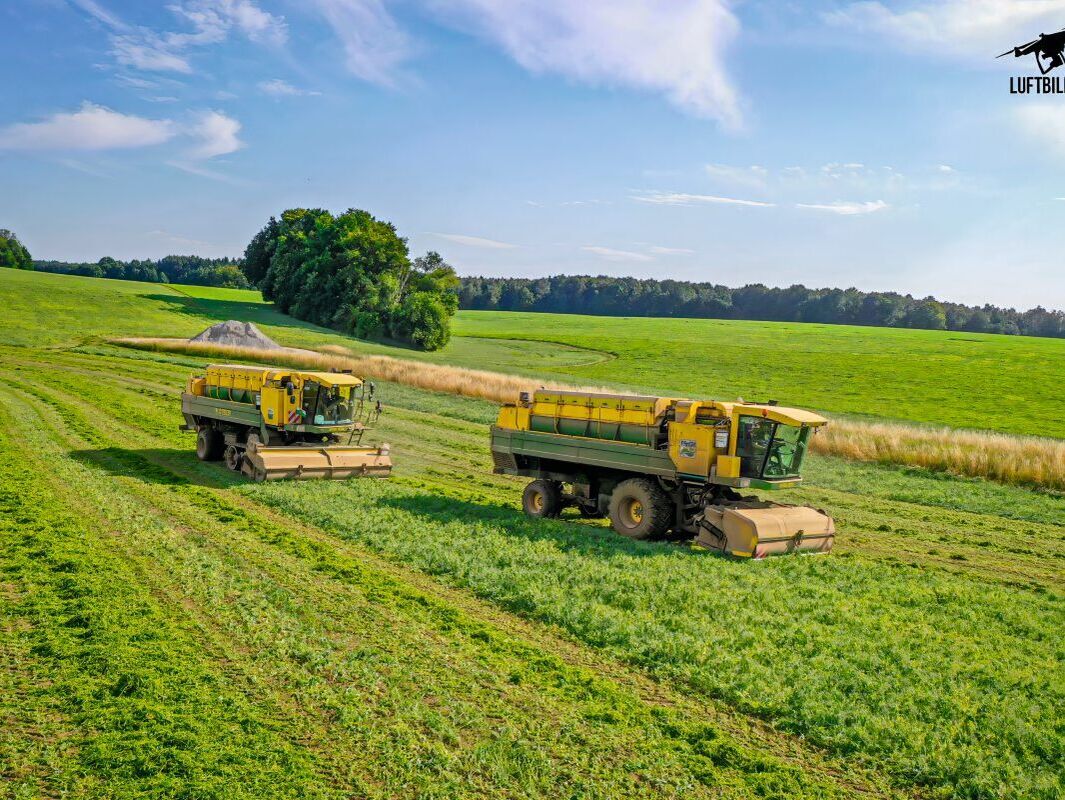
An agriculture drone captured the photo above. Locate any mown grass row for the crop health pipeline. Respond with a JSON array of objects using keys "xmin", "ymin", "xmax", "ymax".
[
  {"xmin": 0, "ymin": 358, "xmax": 891, "ymax": 798},
  {"xmin": 113, "ymin": 336, "xmax": 1065, "ymax": 491},
  {"xmin": 0, "ymin": 395, "xmax": 334, "ymax": 799},
  {"xmin": 12, "ymin": 345, "xmax": 1064, "ymax": 800}
]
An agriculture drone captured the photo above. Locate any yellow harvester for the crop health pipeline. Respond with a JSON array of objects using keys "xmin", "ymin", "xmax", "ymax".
[{"xmin": 181, "ymin": 364, "xmax": 391, "ymax": 481}]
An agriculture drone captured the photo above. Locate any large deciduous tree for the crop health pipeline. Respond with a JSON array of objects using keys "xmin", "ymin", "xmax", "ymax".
[
  {"xmin": 242, "ymin": 208, "xmax": 459, "ymax": 351},
  {"xmin": 0, "ymin": 229, "xmax": 32, "ymax": 270}
]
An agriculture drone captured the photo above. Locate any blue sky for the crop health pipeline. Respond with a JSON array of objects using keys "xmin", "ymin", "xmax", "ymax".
[{"xmin": 2, "ymin": 0, "xmax": 1064, "ymax": 309}]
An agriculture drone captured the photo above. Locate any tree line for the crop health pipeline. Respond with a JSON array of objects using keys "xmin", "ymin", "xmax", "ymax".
[
  {"xmin": 459, "ymin": 275, "xmax": 1065, "ymax": 339},
  {"xmin": 241, "ymin": 208, "xmax": 459, "ymax": 350},
  {"xmin": 32, "ymin": 255, "xmax": 250, "ymax": 288}
]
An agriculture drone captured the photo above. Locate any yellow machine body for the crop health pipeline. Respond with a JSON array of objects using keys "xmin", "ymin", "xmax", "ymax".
[
  {"xmin": 182, "ymin": 363, "xmax": 391, "ymax": 481},
  {"xmin": 492, "ymin": 389, "xmax": 834, "ymax": 557}
]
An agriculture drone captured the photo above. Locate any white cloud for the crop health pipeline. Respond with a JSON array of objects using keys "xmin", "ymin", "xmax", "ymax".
[
  {"xmin": 170, "ymin": 0, "xmax": 288, "ymax": 47},
  {"xmin": 704, "ymin": 163, "xmax": 768, "ymax": 187},
  {"xmin": 649, "ymin": 245, "xmax": 695, "ymax": 255},
  {"xmin": 632, "ymin": 191, "xmax": 775, "ymax": 208},
  {"xmin": 825, "ymin": 1, "xmax": 1065, "ymax": 56},
  {"xmin": 77, "ymin": 0, "xmax": 286, "ymax": 75},
  {"xmin": 428, "ymin": 1, "xmax": 742, "ymax": 126},
  {"xmin": 581, "ymin": 245, "xmax": 654, "ymax": 262},
  {"xmin": 432, "ymin": 233, "xmax": 518, "ymax": 249},
  {"xmin": 69, "ymin": 0, "xmax": 130, "ymax": 32},
  {"xmin": 186, "ymin": 110, "xmax": 243, "ymax": 159},
  {"xmin": 0, "ymin": 103, "xmax": 175, "ymax": 151},
  {"xmin": 258, "ymin": 78, "xmax": 321, "ymax": 97},
  {"xmin": 937, "ymin": 164, "xmax": 955, "ymax": 173},
  {"xmin": 1014, "ymin": 103, "xmax": 1065, "ymax": 158},
  {"xmin": 111, "ymin": 35, "xmax": 193, "ymax": 73},
  {"xmin": 796, "ymin": 200, "xmax": 889, "ymax": 215},
  {"xmin": 309, "ymin": 0, "xmax": 413, "ymax": 87}
]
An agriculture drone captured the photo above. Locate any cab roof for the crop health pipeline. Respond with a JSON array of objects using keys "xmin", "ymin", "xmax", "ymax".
[
  {"xmin": 298, "ymin": 371, "xmax": 363, "ymax": 387},
  {"xmin": 731, "ymin": 403, "xmax": 827, "ymax": 426}
]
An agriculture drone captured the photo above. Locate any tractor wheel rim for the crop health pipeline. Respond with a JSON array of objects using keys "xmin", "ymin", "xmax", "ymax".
[
  {"xmin": 626, "ymin": 499, "xmax": 643, "ymax": 526},
  {"xmin": 532, "ymin": 492, "xmax": 544, "ymax": 512}
]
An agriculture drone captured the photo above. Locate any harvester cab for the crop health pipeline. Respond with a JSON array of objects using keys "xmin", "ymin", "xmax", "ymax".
[{"xmin": 181, "ymin": 364, "xmax": 391, "ymax": 481}]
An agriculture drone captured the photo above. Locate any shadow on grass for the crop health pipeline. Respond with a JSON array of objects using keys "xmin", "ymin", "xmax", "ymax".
[
  {"xmin": 146, "ymin": 293, "xmax": 322, "ymax": 334},
  {"xmin": 377, "ymin": 491, "xmax": 696, "ymax": 561},
  {"xmin": 145, "ymin": 293, "xmax": 425, "ymax": 352},
  {"xmin": 70, "ymin": 446, "xmax": 243, "ymax": 489}
]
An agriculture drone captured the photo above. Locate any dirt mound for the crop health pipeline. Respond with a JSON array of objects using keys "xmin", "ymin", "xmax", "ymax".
[{"xmin": 190, "ymin": 320, "xmax": 281, "ymax": 350}]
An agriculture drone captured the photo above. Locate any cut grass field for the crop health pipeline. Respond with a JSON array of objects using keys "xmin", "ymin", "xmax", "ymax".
[{"xmin": 1, "ymin": 269, "xmax": 1062, "ymax": 799}]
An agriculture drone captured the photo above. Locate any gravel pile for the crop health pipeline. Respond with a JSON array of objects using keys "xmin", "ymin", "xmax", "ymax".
[{"xmin": 190, "ymin": 320, "xmax": 281, "ymax": 350}]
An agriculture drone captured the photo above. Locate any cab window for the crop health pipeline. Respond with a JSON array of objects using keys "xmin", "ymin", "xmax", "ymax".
[
  {"xmin": 313, "ymin": 384, "xmax": 354, "ymax": 425},
  {"xmin": 736, "ymin": 416, "xmax": 811, "ymax": 479},
  {"xmin": 763, "ymin": 424, "xmax": 810, "ymax": 478},
  {"xmin": 736, "ymin": 416, "xmax": 775, "ymax": 477}
]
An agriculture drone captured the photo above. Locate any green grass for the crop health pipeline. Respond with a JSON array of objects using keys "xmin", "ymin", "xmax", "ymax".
[{"xmin": 0, "ymin": 269, "xmax": 1062, "ymax": 799}]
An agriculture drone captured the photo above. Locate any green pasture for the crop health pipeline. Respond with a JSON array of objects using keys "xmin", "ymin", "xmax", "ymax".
[{"xmin": 0, "ymin": 269, "xmax": 1061, "ymax": 799}]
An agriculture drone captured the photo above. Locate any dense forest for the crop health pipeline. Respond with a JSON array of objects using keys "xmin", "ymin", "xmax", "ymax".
[
  {"xmin": 459, "ymin": 275, "xmax": 1065, "ymax": 339},
  {"xmin": 242, "ymin": 208, "xmax": 459, "ymax": 350},
  {"xmin": 32, "ymin": 255, "xmax": 249, "ymax": 288},
  {"xmin": 0, "ymin": 230, "xmax": 32, "ymax": 270}
]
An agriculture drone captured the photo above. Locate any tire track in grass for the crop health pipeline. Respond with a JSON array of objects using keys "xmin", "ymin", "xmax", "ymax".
[
  {"xmin": 0, "ymin": 391, "xmax": 337, "ymax": 800},
  {"xmin": 8, "ymin": 350, "xmax": 1063, "ymax": 798},
  {"xmin": 0, "ymin": 359, "xmax": 909, "ymax": 798}
]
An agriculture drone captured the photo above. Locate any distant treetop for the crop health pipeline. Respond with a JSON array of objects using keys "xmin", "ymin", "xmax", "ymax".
[{"xmin": 0, "ymin": 229, "xmax": 33, "ymax": 270}]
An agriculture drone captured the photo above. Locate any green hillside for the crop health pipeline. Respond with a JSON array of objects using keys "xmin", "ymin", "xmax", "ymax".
[
  {"xmin": 452, "ymin": 311, "xmax": 1065, "ymax": 438},
  {"xmin": 0, "ymin": 270, "xmax": 1061, "ymax": 799}
]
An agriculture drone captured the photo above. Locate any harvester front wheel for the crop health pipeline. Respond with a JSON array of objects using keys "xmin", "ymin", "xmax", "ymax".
[
  {"xmin": 523, "ymin": 480, "xmax": 562, "ymax": 519},
  {"xmin": 608, "ymin": 479, "xmax": 672, "ymax": 540},
  {"xmin": 224, "ymin": 445, "xmax": 243, "ymax": 472},
  {"xmin": 196, "ymin": 428, "xmax": 224, "ymax": 461}
]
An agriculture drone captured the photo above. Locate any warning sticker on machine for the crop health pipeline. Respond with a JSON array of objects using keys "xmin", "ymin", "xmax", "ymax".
[{"xmin": 679, "ymin": 438, "xmax": 697, "ymax": 458}]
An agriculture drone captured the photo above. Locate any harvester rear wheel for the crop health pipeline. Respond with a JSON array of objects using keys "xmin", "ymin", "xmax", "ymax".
[
  {"xmin": 196, "ymin": 428, "xmax": 224, "ymax": 461},
  {"xmin": 523, "ymin": 480, "xmax": 562, "ymax": 519},
  {"xmin": 608, "ymin": 479, "xmax": 672, "ymax": 540}
]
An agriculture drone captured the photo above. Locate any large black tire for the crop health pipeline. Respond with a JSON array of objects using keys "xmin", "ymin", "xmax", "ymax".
[
  {"xmin": 522, "ymin": 479, "xmax": 563, "ymax": 519},
  {"xmin": 608, "ymin": 478, "xmax": 673, "ymax": 540},
  {"xmin": 196, "ymin": 428, "xmax": 224, "ymax": 461}
]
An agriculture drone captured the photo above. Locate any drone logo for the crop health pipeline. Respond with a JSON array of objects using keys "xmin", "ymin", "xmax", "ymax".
[{"xmin": 998, "ymin": 28, "xmax": 1065, "ymax": 74}]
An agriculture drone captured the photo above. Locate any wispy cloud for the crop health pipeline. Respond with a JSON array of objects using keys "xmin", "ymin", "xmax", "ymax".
[
  {"xmin": 581, "ymin": 245, "xmax": 654, "ymax": 262},
  {"xmin": 632, "ymin": 191, "xmax": 775, "ymax": 208},
  {"xmin": 824, "ymin": 0, "xmax": 1065, "ymax": 56},
  {"xmin": 111, "ymin": 35, "xmax": 193, "ymax": 73},
  {"xmin": 309, "ymin": 0, "xmax": 413, "ymax": 87},
  {"xmin": 0, "ymin": 103, "xmax": 175, "ymax": 151},
  {"xmin": 166, "ymin": 159, "xmax": 251, "ymax": 184},
  {"xmin": 55, "ymin": 158, "xmax": 114, "ymax": 178},
  {"xmin": 69, "ymin": 0, "xmax": 130, "ymax": 32},
  {"xmin": 258, "ymin": 78, "xmax": 321, "ymax": 97},
  {"xmin": 796, "ymin": 200, "xmax": 889, "ymax": 215},
  {"xmin": 432, "ymin": 233, "xmax": 518, "ymax": 249},
  {"xmin": 649, "ymin": 245, "xmax": 695, "ymax": 255},
  {"xmin": 72, "ymin": 0, "xmax": 286, "ymax": 75},
  {"xmin": 704, "ymin": 163, "xmax": 768, "ymax": 187},
  {"xmin": 428, "ymin": 1, "xmax": 742, "ymax": 127},
  {"xmin": 186, "ymin": 110, "xmax": 243, "ymax": 159}
]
